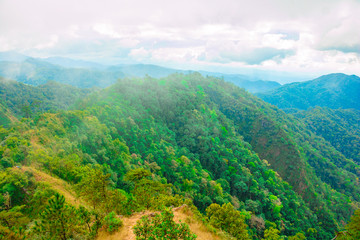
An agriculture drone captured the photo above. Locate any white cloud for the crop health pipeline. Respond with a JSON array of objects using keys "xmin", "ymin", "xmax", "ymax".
[
  {"xmin": 93, "ymin": 24, "xmax": 121, "ymax": 38},
  {"xmin": 0, "ymin": 0, "xmax": 359, "ymax": 76},
  {"xmin": 34, "ymin": 35, "xmax": 59, "ymax": 49},
  {"xmin": 129, "ymin": 47, "xmax": 150, "ymax": 60}
]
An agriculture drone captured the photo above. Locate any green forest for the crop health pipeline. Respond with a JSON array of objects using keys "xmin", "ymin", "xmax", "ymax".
[{"xmin": 0, "ymin": 73, "xmax": 359, "ymax": 240}]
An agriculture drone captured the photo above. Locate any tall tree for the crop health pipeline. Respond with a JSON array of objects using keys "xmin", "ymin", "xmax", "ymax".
[{"xmin": 34, "ymin": 193, "xmax": 76, "ymax": 240}]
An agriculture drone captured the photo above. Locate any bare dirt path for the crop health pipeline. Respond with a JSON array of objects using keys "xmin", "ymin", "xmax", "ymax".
[
  {"xmin": 97, "ymin": 211, "xmax": 152, "ymax": 240},
  {"xmin": 97, "ymin": 206, "xmax": 225, "ymax": 240}
]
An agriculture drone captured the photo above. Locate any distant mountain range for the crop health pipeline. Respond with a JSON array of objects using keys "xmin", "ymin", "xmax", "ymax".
[
  {"xmin": 0, "ymin": 76, "xmax": 93, "ymax": 125},
  {"xmin": 257, "ymin": 72, "xmax": 360, "ymax": 166},
  {"xmin": 257, "ymin": 73, "xmax": 360, "ymax": 110},
  {"xmin": 0, "ymin": 51, "xmax": 359, "ymax": 239},
  {"xmin": 0, "ymin": 52, "xmax": 281, "ymax": 93},
  {"xmin": 294, "ymin": 107, "xmax": 360, "ymax": 164},
  {"xmin": 0, "ymin": 58, "xmax": 125, "ymax": 88}
]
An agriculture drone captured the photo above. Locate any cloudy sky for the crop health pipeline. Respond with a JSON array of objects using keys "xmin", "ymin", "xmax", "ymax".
[{"xmin": 1, "ymin": 0, "xmax": 359, "ymax": 78}]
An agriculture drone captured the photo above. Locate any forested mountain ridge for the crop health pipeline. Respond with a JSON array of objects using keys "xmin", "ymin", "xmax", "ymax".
[
  {"xmin": 0, "ymin": 76, "xmax": 94, "ymax": 122},
  {"xmin": 0, "ymin": 53, "xmax": 281, "ymax": 93},
  {"xmin": 257, "ymin": 73, "xmax": 360, "ymax": 110},
  {"xmin": 0, "ymin": 73, "xmax": 359, "ymax": 239},
  {"xmin": 257, "ymin": 72, "xmax": 360, "ymax": 167},
  {"xmin": 0, "ymin": 58, "xmax": 125, "ymax": 88},
  {"xmin": 294, "ymin": 107, "xmax": 360, "ymax": 164}
]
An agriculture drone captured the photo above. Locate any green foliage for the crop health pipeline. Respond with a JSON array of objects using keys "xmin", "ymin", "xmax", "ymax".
[
  {"xmin": 103, "ymin": 211, "xmax": 122, "ymax": 233},
  {"xmin": 0, "ymin": 77, "xmax": 93, "ymax": 120},
  {"xmin": 337, "ymin": 209, "xmax": 360, "ymax": 240},
  {"xmin": 0, "ymin": 206, "xmax": 29, "ymax": 239},
  {"xmin": 206, "ymin": 203, "xmax": 250, "ymax": 240},
  {"xmin": 288, "ymin": 232, "xmax": 306, "ymax": 240},
  {"xmin": 0, "ymin": 73, "xmax": 358, "ymax": 240},
  {"xmin": 295, "ymin": 107, "xmax": 360, "ymax": 164},
  {"xmin": 76, "ymin": 166, "xmax": 111, "ymax": 210},
  {"xmin": 32, "ymin": 192, "xmax": 97, "ymax": 240},
  {"xmin": 33, "ymin": 193, "xmax": 77, "ymax": 240},
  {"xmin": 133, "ymin": 208, "xmax": 197, "ymax": 240},
  {"xmin": 0, "ymin": 168, "xmax": 33, "ymax": 207},
  {"xmin": 124, "ymin": 168, "xmax": 174, "ymax": 210},
  {"xmin": 125, "ymin": 168, "xmax": 152, "ymax": 182},
  {"xmin": 257, "ymin": 73, "xmax": 360, "ymax": 110},
  {"xmin": 261, "ymin": 227, "xmax": 280, "ymax": 240}
]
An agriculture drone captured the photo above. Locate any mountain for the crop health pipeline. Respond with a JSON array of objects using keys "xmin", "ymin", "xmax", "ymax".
[
  {"xmin": 0, "ymin": 51, "xmax": 29, "ymax": 62},
  {"xmin": 0, "ymin": 102, "xmax": 15, "ymax": 127},
  {"xmin": 43, "ymin": 56, "xmax": 106, "ymax": 69},
  {"xmin": 294, "ymin": 107, "xmax": 360, "ymax": 164},
  {"xmin": 221, "ymin": 75, "xmax": 280, "ymax": 93},
  {"xmin": 0, "ymin": 76, "xmax": 94, "ymax": 118},
  {"xmin": 1, "ymin": 73, "xmax": 359, "ymax": 239},
  {"xmin": 108, "ymin": 63, "xmax": 185, "ymax": 78},
  {"xmin": 0, "ymin": 58, "xmax": 124, "ymax": 88},
  {"xmin": 257, "ymin": 73, "xmax": 360, "ymax": 110},
  {"xmin": 74, "ymin": 74, "xmax": 360, "ymax": 237},
  {"xmin": 257, "ymin": 72, "xmax": 360, "ymax": 165},
  {"xmin": 0, "ymin": 52, "xmax": 281, "ymax": 93}
]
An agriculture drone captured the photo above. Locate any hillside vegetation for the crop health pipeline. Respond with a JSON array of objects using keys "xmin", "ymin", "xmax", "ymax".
[
  {"xmin": 0, "ymin": 73, "xmax": 359, "ymax": 239},
  {"xmin": 0, "ymin": 55, "xmax": 281, "ymax": 93},
  {"xmin": 0, "ymin": 76, "xmax": 94, "ymax": 121},
  {"xmin": 257, "ymin": 73, "xmax": 360, "ymax": 110},
  {"xmin": 294, "ymin": 107, "xmax": 360, "ymax": 164}
]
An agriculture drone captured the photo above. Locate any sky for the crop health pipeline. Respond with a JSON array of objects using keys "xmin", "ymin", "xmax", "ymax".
[{"xmin": 0, "ymin": 0, "xmax": 360, "ymax": 79}]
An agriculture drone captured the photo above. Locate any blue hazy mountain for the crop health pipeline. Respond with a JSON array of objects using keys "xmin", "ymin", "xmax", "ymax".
[
  {"xmin": 43, "ymin": 56, "xmax": 107, "ymax": 69},
  {"xmin": 0, "ymin": 51, "xmax": 29, "ymax": 62},
  {"xmin": 0, "ymin": 58, "xmax": 124, "ymax": 88},
  {"xmin": 258, "ymin": 73, "xmax": 360, "ymax": 110},
  {"xmin": 200, "ymin": 72, "xmax": 281, "ymax": 93},
  {"xmin": 0, "ymin": 52, "xmax": 281, "ymax": 92}
]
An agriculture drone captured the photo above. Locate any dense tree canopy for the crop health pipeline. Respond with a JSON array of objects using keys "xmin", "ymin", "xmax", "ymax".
[{"xmin": 0, "ymin": 73, "xmax": 358, "ymax": 239}]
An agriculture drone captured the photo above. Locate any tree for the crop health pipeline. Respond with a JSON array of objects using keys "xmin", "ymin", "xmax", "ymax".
[
  {"xmin": 206, "ymin": 203, "xmax": 250, "ymax": 240},
  {"xmin": 125, "ymin": 168, "xmax": 151, "ymax": 183},
  {"xmin": 346, "ymin": 209, "xmax": 360, "ymax": 239},
  {"xmin": 34, "ymin": 193, "xmax": 76, "ymax": 240},
  {"xmin": 262, "ymin": 227, "xmax": 281, "ymax": 240},
  {"xmin": 288, "ymin": 232, "xmax": 306, "ymax": 240},
  {"xmin": 133, "ymin": 208, "xmax": 196, "ymax": 240},
  {"xmin": 103, "ymin": 211, "xmax": 122, "ymax": 233},
  {"xmin": 76, "ymin": 167, "xmax": 111, "ymax": 210},
  {"xmin": 338, "ymin": 209, "xmax": 360, "ymax": 240},
  {"xmin": 125, "ymin": 168, "xmax": 171, "ymax": 209},
  {"xmin": 0, "ymin": 206, "xmax": 28, "ymax": 239}
]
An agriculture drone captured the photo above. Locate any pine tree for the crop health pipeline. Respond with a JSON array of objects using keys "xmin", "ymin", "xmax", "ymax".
[{"xmin": 34, "ymin": 193, "xmax": 76, "ymax": 240}]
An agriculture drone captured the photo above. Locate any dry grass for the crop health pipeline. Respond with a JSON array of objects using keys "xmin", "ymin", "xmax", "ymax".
[
  {"xmin": 173, "ymin": 206, "xmax": 226, "ymax": 240},
  {"xmin": 21, "ymin": 166, "xmax": 87, "ymax": 208},
  {"xmin": 97, "ymin": 211, "xmax": 151, "ymax": 240},
  {"xmin": 19, "ymin": 166, "xmax": 228, "ymax": 240},
  {"xmin": 97, "ymin": 206, "xmax": 227, "ymax": 240}
]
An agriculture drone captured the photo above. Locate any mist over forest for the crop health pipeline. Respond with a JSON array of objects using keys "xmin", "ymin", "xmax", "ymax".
[{"xmin": 0, "ymin": 0, "xmax": 359, "ymax": 239}]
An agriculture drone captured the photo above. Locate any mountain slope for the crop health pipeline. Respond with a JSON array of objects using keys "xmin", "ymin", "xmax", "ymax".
[
  {"xmin": 199, "ymin": 72, "xmax": 281, "ymax": 93},
  {"xmin": 0, "ymin": 76, "xmax": 93, "ymax": 118},
  {"xmin": 77, "ymin": 73, "xmax": 359, "ymax": 237},
  {"xmin": 295, "ymin": 107, "xmax": 360, "ymax": 164},
  {"xmin": 0, "ymin": 51, "xmax": 28, "ymax": 62},
  {"xmin": 97, "ymin": 206, "xmax": 226, "ymax": 240},
  {"xmin": 1, "ymin": 73, "xmax": 359, "ymax": 239},
  {"xmin": 0, "ymin": 54, "xmax": 281, "ymax": 93},
  {"xmin": 257, "ymin": 73, "xmax": 360, "ymax": 110},
  {"xmin": 0, "ymin": 58, "xmax": 125, "ymax": 88},
  {"xmin": 43, "ymin": 56, "xmax": 106, "ymax": 69}
]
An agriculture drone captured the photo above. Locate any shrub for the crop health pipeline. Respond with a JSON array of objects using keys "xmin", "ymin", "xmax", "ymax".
[{"xmin": 103, "ymin": 211, "xmax": 122, "ymax": 233}]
